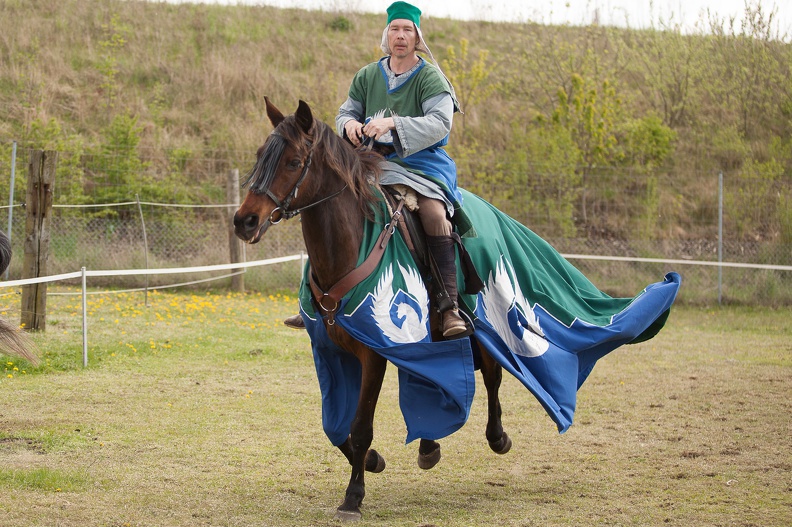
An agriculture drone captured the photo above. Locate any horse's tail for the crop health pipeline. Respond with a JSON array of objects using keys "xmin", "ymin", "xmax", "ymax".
[
  {"xmin": 0, "ymin": 317, "xmax": 38, "ymax": 365},
  {"xmin": 0, "ymin": 230, "xmax": 39, "ymax": 365},
  {"xmin": 0, "ymin": 229, "xmax": 10, "ymax": 275}
]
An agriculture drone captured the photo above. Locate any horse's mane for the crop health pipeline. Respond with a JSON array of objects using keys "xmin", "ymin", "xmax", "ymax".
[
  {"xmin": 243, "ymin": 115, "xmax": 382, "ymax": 220},
  {"xmin": 310, "ymin": 119, "xmax": 383, "ymax": 220}
]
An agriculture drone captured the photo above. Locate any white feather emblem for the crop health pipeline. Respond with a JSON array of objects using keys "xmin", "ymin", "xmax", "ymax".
[
  {"xmin": 371, "ymin": 263, "xmax": 429, "ymax": 343},
  {"xmin": 480, "ymin": 257, "xmax": 549, "ymax": 357}
]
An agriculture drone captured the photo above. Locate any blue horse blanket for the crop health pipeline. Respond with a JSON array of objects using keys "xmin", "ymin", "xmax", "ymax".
[{"xmin": 299, "ymin": 189, "xmax": 681, "ymax": 445}]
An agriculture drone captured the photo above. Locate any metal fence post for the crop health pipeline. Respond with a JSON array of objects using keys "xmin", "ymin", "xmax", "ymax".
[
  {"xmin": 82, "ymin": 266, "xmax": 88, "ymax": 367},
  {"xmin": 5, "ymin": 141, "xmax": 16, "ymax": 281},
  {"xmin": 135, "ymin": 194, "xmax": 150, "ymax": 306},
  {"xmin": 718, "ymin": 172, "xmax": 723, "ymax": 305}
]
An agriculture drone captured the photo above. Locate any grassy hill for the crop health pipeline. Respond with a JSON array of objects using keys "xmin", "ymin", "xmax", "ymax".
[{"xmin": 0, "ymin": 0, "xmax": 790, "ymax": 243}]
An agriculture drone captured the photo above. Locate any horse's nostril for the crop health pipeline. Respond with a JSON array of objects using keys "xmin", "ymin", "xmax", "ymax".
[{"xmin": 244, "ymin": 214, "xmax": 259, "ymax": 231}]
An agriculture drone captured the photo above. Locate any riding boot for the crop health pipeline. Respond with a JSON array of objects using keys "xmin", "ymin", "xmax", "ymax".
[
  {"xmin": 283, "ymin": 313, "xmax": 306, "ymax": 329},
  {"xmin": 426, "ymin": 235, "xmax": 470, "ymax": 339}
]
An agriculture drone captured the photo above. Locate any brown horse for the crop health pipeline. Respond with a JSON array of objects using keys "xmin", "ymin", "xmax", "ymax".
[
  {"xmin": 233, "ymin": 98, "xmax": 511, "ymax": 520},
  {"xmin": 0, "ymin": 230, "xmax": 37, "ymax": 364}
]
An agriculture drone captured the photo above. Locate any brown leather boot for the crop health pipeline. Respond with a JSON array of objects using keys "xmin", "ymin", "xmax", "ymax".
[
  {"xmin": 283, "ymin": 313, "xmax": 305, "ymax": 329},
  {"xmin": 441, "ymin": 308, "xmax": 468, "ymax": 338},
  {"xmin": 427, "ymin": 235, "xmax": 472, "ymax": 339}
]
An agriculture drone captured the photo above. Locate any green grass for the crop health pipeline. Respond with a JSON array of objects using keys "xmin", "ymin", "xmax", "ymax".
[
  {"xmin": 0, "ymin": 291, "xmax": 790, "ymax": 526},
  {"xmin": 0, "ymin": 467, "xmax": 91, "ymax": 492}
]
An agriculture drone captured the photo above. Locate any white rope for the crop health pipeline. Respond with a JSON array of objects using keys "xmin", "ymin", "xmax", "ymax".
[
  {"xmin": 561, "ymin": 254, "xmax": 792, "ymax": 272},
  {"xmin": 1, "ymin": 253, "xmax": 788, "ymax": 292},
  {"xmin": 0, "ymin": 255, "xmax": 302, "ymax": 289},
  {"xmin": 1, "ymin": 201, "xmax": 237, "ymax": 210},
  {"xmin": 52, "ymin": 202, "xmax": 236, "ymax": 209},
  {"xmin": 46, "ymin": 271, "xmax": 247, "ymax": 296}
]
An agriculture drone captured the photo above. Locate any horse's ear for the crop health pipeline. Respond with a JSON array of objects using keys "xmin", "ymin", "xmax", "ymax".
[
  {"xmin": 295, "ymin": 100, "xmax": 313, "ymax": 135},
  {"xmin": 265, "ymin": 96, "xmax": 285, "ymax": 128}
]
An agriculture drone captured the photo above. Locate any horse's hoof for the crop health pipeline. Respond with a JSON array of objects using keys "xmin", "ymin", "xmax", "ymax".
[
  {"xmin": 334, "ymin": 508, "xmax": 362, "ymax": 522},
  {"xmin": 417, "ymin": 446, "xmax": 441, "ymax": 470},
  {"xmin": 489, "ymin": 432, "xmax": 512, "ymax": 455},
  {"xmin": 365, "ymin": 449, "xmax": 386, "ymax": 473}
]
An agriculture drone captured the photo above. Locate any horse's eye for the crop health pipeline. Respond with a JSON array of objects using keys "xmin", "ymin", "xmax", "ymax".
[{"xmin": 287, "ymin": 159, "xmax": 301, "ymax": 169}]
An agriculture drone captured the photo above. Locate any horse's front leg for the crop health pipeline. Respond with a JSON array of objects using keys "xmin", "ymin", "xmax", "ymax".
[
  {"xmin": 475, "ymin": 338, "xmax": 512, "ymax": 454},
  {"xmin": 335, "ymin": 347, "xmax": 388, "ymax": 521},
  {"xmin": 337, "ymin": 438, "xmax": 386, "ymax": 473}
]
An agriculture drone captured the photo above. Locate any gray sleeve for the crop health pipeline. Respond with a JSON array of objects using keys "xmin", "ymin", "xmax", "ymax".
[
  {"xmin": 336, "ymin": 98, "xmax": 364, "ymax": 137},
  {"xmin": 392, "ymin": 93, "xmax": 453, "ymax": 158}
]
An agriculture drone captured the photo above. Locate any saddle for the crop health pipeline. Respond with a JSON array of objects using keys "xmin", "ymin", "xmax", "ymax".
[
  {"xmin": 380, "ymin": 185, "xmax": 484, "ymax": 325},
  {"xmin": 303, "ymin": 183, "xmax": 483, "ymax": 339}
]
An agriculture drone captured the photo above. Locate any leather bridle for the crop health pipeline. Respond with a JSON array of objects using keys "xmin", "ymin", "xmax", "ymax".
[{"xmin": 251, "ymin": 136, "xmax": 347, "ymax": 241}]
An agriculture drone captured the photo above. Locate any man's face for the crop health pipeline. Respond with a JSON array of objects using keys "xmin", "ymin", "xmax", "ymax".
[{"xmin": 388, "ymin": 19, "xmax": 418, "ymax": 59}]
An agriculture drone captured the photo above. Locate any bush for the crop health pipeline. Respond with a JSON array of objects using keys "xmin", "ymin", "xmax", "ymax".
[{"xmin": 328, "ymin": 16, "xmax": 352, "ymax": 32}]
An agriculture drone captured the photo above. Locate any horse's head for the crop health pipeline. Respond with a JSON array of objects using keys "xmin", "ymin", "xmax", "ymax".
[
  {"xmin": 233, "ymin": 97, "xmax": 319, "ymax": 243},
  {"xmin": 234, "ymin": 98, "xmax": 382, "ymax": 244}
]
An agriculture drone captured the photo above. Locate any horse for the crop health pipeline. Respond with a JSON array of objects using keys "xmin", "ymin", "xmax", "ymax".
[
  {"xmin": 233, "ymin": 98, "xmax": 512, "ymax": 520},
  {"xmin": 0, "ymin": 230, "xmax": 37, "ymax": 365}
]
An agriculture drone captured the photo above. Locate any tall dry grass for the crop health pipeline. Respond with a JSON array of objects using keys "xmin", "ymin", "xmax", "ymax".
[{"xmin": 0, "ymin": 0, "xmax": 790, "ymax": 244}]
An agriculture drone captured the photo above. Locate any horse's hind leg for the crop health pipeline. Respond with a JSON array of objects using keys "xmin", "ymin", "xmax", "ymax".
[
  {"xmin": 475, "ymin": 339, "xmax": 512, "ymax": 454},
  {"xmin": 417, "ymin": 439, "xmax": 441, "ymax": 469},
  {"xmin": 335, "ymin": 347, "xmax": 387, "ymax": 521}
]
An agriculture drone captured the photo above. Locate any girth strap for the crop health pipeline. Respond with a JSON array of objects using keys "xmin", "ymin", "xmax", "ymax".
[{"xmin": 308, "ymin": 199, "xmax": 406, "ymax": 325}]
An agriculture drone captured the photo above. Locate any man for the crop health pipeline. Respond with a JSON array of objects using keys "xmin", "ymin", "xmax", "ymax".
[
  {"xmin": 338, "ymin": 1, "xmax": 468, "ymax": 339},
  {"xmin": 286, "ymin": 1, "xmax": 470, "ymax": 338}
]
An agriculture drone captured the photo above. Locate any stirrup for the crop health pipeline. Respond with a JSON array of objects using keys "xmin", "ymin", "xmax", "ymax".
[{"xmin": 283, "ymin": 313, "xmax": 306, "ymax": 329}]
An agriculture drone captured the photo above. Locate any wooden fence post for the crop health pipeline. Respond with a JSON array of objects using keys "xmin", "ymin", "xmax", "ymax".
[
  {"xmin": 227, "ymin": 169, "xmax": 244, "ymax": 292},
  {"xmin": 21, "ymin": 150, "xmax": 57, "ymax": 331}
]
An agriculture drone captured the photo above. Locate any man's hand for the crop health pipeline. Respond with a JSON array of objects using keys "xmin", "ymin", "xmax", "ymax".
[
  {"xmin": 362, "ymin": 117, "xmax": 395, "ymax": 142},
  {"xmin": 344, "ymin": 120, "xmax": 365, "ymax": 147}
]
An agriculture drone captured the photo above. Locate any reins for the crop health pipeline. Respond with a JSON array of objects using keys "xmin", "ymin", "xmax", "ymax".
[{"xmin": 251, "ymin": 126, "xmax": 404, "ymax": 326}]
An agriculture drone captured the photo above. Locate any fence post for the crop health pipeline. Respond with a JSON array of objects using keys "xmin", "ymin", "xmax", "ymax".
[
  {"xmin": 135, "ymin": 194, "xmax": 150, "ymax": 307},
  {"xmin": 5, "ymin": 141, "xmax": 17, "ymax": 281},
  {"xmin": 718, "ymin": 172, "xmax": 723, "ymax": 306},
  {"xmin": 227, "ymin": 169, "xmax": 244, "ymax": 292},
  {"xmin": 21, "ymin": 149, "xmax": 57, "ymax": 331}
]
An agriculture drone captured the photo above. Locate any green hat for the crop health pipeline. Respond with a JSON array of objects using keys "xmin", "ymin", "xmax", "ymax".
[{"xmin": 387, "ymin": 1, "xmax": 422, "ymax": 28}]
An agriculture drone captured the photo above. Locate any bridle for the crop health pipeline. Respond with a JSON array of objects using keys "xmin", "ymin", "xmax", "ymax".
[{"xmin": 250, "ymin": 133, "xmax": 348, "ymax": 240}]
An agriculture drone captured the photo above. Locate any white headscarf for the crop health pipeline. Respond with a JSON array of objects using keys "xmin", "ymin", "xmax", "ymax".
[
  {"xmin": 380, "ymin": 22, "xmax": 433, "ymax": 58},
  {"xmin": 379, "ymin": 22, "xmax": 461, "ymax": 112}
]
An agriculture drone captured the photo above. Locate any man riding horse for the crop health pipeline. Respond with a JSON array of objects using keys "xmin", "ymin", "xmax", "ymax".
[{"xmin": 284, "ymin": 1, "xmax": 470, "ymax": 338}]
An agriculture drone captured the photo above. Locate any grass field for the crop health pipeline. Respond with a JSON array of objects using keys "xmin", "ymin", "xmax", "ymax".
[{"xmin": 0, "ymin": 288, "xmax": 790, "ymax": 526}]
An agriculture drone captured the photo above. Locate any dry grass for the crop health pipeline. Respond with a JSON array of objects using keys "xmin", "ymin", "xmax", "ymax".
[
  {"xmin": 2, "ymin": 0, "xmax": 790, "ymax": 256},
  {"xmin": 0, "ymin": 291, "xmax": 789, "ymax": 526}
]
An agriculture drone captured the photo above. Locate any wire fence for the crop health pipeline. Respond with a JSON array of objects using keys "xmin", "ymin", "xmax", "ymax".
[{"xmin": 1, "ymin": 144, "xmax": 790, "ymax": 306}]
